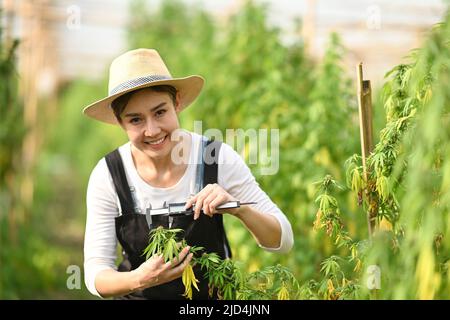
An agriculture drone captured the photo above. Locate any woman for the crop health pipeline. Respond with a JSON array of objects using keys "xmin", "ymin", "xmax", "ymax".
[{"xmin": 83, "ymin": 48, "xmax": 293, "ymax": 299}]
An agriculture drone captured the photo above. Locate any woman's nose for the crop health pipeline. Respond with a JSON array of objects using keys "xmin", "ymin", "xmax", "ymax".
[{"xmin": 144, "ymin": 119, "xmax": 161, "ymax": 137}]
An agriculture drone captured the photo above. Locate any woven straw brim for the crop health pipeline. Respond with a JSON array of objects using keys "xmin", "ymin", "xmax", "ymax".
[{"xmin": 82, "ymin": 75, "xmax": 204, "ymax": 125}]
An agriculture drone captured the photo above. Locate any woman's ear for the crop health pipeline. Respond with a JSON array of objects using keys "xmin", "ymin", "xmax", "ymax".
[{"xmin": 174, "ymin": 92, "xmax": 182, "ymax": 113}]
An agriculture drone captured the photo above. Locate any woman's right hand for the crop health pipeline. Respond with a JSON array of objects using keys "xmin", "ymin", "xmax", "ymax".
[{"xmin": 131, "ymin": 246, "xmax": 193, "ymax": 291}]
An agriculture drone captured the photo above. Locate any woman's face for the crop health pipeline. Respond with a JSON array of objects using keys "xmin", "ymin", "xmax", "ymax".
[{"xmin": 119, "ymin": 88, "xmax": 181, "ymax": 161}]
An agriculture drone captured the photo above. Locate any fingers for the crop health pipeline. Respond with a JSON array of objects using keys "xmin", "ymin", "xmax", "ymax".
[
  {"xmin": 186, "ymin": 185, "xmax": 214, "ymax": 207},
  {"xmin": 208, "ymin": 194, "xmax": 228, "ymax": 216},
  {"xmin": 203, "ymin": 192, "xmax": 227, "ymax": 217},
  {"xmin": 199, "ymin": 190, "xmax": 220, "ymax": 217},
  {"xmin": 143, "ymin": 247, "xmax": 192, "ymax": 287},
  {"xmin": 193, "ymin": 193, "xmax": 206, "ymax": 220},
  {"xmin": 175, "ymin": 252, "xmax": 193, "ymax": 272},
  {"xmin": 163, "ymin": 246, "xmax": 191, "ymax": 270},
  {"xmin": 170, "ymin": 252, "xmax": 193, "ymax": 277},
  {"xmin": 163, "ymin": 249, "xmax": 194, "ymax": 283},
  {"xmin": 147, "ymin": 253, "xmax": 165, "ymax": 267},
  {"xmin": 186, "ymin": 184, "xmax": 213, "ymax": 220},
  {"xmin": 136, "ymin": 254, "xmax": 167, "ymax": 289},
  {"xmin": 186, "ymin": 184, "xmax": 231, "ymax": 220}
]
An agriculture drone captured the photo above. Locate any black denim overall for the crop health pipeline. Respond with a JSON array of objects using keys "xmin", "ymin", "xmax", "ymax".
[{"xmin": 104, "ymin": 140, "xmax": 232, "ymax": 300}]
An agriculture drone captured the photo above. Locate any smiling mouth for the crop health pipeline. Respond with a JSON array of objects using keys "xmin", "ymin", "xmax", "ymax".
[{"xmin": 144, "ymin": 135, "xmax": 167, "ymax": 146}]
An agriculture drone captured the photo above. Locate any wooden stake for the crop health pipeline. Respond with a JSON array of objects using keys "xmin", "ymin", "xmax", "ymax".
[
  {"xmin": 357, "ymin": 63, "xmax": 375, "ymax": 238},
  {"xmin": 303, "ymin": 0, "xmax": 317, "ymax": 58}
]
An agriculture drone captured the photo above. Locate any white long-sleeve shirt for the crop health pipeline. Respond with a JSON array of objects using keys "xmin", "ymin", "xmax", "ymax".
[{"xmin": 83, "ymin": 130, "xmax": 294, "ymax": 297}]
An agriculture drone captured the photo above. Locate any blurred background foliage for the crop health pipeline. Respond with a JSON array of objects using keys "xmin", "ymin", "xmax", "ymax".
[{"xmin": 0, "ymin": 0, "xmax": 448, "ymax": 299}]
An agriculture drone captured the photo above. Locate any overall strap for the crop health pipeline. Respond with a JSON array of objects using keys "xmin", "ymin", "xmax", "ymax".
[
  {"xmin": 105, "ymin": 149, "xmax": 136, "ymax": 215},
  {"xmin": 203, "ymin": 139, "xmax": 221, "ymax": 185},
  {"xmin": 203, "ymin": 139, "xmax": 232, "ymax": 259}
]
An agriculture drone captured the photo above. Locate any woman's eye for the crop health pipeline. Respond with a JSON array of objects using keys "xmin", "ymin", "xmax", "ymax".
[
  {"xmin": 155, "ymin": 109, "xmax": 166, "ymax": 117},
  {"xmin": 130, "ymin": 117, "xmax": 141, "ymax": 124}
]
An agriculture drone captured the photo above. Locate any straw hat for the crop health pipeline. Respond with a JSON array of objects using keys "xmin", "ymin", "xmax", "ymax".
[{"xmin": 82, "ymin": 48, "xmax": 205, "ymax": 125}]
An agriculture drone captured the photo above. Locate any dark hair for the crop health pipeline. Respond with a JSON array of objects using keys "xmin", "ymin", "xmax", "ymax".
[{"xmin": 111, "ymin": 85, "xmax": 178, "ymax": 123}]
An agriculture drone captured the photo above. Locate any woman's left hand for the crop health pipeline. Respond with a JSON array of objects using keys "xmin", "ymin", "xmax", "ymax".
[{"xmin": 184, "ymin": 183, "xmax": 240, "ymax": 220}]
